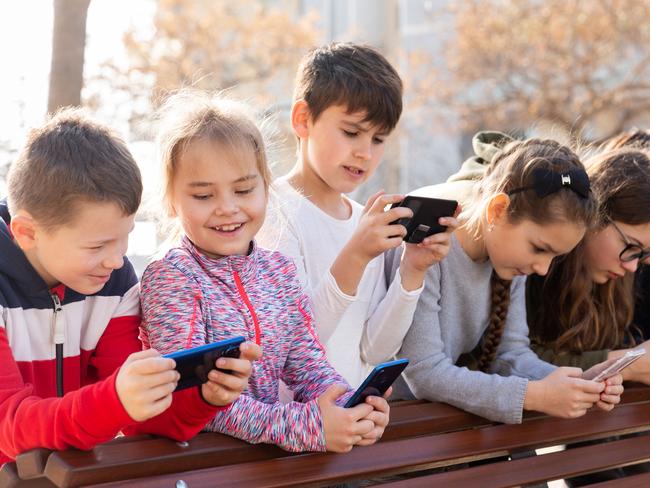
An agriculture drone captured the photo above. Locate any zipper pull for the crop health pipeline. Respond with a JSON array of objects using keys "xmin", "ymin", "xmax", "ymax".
[{"xmin": 51, "ymin": 293, "xmax": 65, "ymax": 345}]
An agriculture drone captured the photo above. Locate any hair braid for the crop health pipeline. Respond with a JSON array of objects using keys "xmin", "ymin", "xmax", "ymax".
[{"xmin": 478, "ymin": 272, "xmax": 512, "ymax": 372}]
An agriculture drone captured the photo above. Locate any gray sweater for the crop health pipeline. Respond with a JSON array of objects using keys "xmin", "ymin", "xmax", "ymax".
[{"xmin": 389, "ymin": 235, "xmax": 556, "ymax": 424}]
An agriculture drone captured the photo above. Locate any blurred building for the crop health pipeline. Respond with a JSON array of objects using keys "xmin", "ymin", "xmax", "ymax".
[{"xmin": 291, "ymin": 0, "xmax": 463, "ymax": 202}]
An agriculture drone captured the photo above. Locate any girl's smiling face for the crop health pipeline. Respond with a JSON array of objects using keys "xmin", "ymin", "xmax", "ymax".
[{"xmin": 170, "ymin": 138, "xmax": 267, "ymax": 259}]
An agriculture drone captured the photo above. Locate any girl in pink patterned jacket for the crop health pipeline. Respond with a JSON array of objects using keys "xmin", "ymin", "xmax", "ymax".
[{"xmin": 139, "ymin": 91, "xmax": 390, "ymax": 453}]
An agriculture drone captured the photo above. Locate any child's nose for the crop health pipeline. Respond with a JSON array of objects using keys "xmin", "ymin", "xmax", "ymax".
[
  {"xmin": 103, "ymin": 251, "xmax": 124, "ymax": 271},
  {"xmin": 353, "ymin": 139, "xmax": 372, "ymax": 161},
  {"xmin": 621, "ymin": 258, "xmax": 639, "ymax": 274},
  {"xmin": 532, "ymin": 257, "xmax": 552, "ymax": 277},
  {"xmin": 214, "ymin": 198, "xmax": 238, "ymax": 216}
]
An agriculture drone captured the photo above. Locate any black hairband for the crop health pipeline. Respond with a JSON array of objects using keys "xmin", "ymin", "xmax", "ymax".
[{"xmin": 508, "ymin": 168, "xmax": 590, "ymax": 199}]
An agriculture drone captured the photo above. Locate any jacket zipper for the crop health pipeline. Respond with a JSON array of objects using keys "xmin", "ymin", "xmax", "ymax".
[
  {"xmin": 51, "ymin": 293, "xmax": 65, "ymax": 397},
  {"xmin": 233, "ymin": 271, "xmax": 261, "ymax": 346}
]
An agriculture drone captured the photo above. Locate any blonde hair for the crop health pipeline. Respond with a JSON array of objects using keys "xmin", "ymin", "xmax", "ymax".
[{"xmin": 155, "ymin": 90, "xmax": 271, "ymax": 219}]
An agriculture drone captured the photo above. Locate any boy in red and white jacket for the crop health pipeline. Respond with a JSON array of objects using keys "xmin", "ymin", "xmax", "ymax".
[{"xmin": 0, "ymin": 109, "xmax": 260, "ymax": 465}]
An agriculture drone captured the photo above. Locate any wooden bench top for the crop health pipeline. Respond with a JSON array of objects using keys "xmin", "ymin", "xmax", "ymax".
[
  {"xmin": 77, "ymin": 400, "xmax": 650, "ymax": 488},
  {"xmin": 4, "ymin": 385, "xmax": 650, "ymax": 487}
]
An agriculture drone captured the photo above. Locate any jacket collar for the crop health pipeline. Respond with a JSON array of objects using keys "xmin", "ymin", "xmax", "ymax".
[
  {"xmin": 0, "ymin": 199, "xmax": 52, "ymax": 299},
  {"xmin": 180, "ymin": 235, "xmax": 259, "ymax": 284}
]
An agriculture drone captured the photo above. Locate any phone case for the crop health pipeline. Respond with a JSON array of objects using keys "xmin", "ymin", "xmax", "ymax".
[
  {"xmin": 164, "ymin": 336, "xmax": 246, "ymax": 391},
  {"xmin": 344, "ymin": 358, "xmax": 409, "ymax": 408},
  {"xmin": 391, "ymin": 196, "xmax": 458, "ymax": 243},
  {"xmin": 584, "ymin": 348, "xmax": 645, "ymax": 382}
]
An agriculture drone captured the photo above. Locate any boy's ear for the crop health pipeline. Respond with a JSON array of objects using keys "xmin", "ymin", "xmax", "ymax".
[
  {"xmin": 291, "ymin": 100, "xmax": 311, "ymax": 139},
  {"xmin": 486, "ymin": 193, "xmax": 511, "ymax": 227},
  {"xmin": 10, "ymin": 212, "xmax": 38, "ymax": 251}
]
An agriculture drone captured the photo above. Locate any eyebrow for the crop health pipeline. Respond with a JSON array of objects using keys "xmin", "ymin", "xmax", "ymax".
[
  {"xmin": 187, "ymin": 174, "xmax": 258, "ymax": 187},
  {"xmin": 87, "ymin": 225, "xmax": 135, "ymax": 245}
]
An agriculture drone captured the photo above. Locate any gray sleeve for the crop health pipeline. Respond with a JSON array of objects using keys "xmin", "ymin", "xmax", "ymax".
[
  {"xmin": 397, "ymin": 264, "xmax": 529, "ymax": 424},
  {"xmin": 490, "ymin": 277, "xmax": 557, "ymax": 380}
]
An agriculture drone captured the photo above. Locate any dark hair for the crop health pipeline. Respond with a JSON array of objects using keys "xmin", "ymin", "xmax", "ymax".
[
  {"xmin": 293, "ymin": 42, "xmax": 403, "ymax": 133},
  {"xmin": 600, "ymin": 128, "xmax": 650, "ymax": 152},
  {"xmin": 530, "ymin": 148, "xmax": 650, "ymax": 353},
  {"xmin": 466, "ymin": 139, "xmax": 597, "ymax": 369},
  {"xmin": 7, "ymin": 108, "xmax": 142, "ymax": 229}
]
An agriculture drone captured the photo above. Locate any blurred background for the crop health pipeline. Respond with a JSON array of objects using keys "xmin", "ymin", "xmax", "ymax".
[{"xmin": 1, "ymin": 0, "xmax": 650, "ymax": 274}]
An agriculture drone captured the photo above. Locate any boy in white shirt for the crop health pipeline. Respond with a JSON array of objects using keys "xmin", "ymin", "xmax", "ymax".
[{"xmin": 259, "ymin": 42, "xmax": 457, "ymax": 386}]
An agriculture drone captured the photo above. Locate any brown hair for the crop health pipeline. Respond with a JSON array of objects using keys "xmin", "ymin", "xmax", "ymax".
[
  {"xmin": 156, "ymin": 90, "xmax": 271, "ymax": 219},
  {"xmin": 7, "ymin": 108, "xmax": 142, "ymax": 230},
  {"xmin": 466, "ymin": 139, "xmax": 597, "ymax": 370},
  {"xmin": 293, "ymin": 42, "xmax": 403, "ymax": 133},
  {"xmin": 599, "ymin": 128, "xmax": 650, "ymax": 152},
  {"xmin": 530, "ymin": 148, "xmax": 650, "ymax": 353}
]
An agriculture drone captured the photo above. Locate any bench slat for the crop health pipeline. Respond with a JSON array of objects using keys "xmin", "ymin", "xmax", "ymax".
[
  {"xmin": 82, "ymin": 401, "xmax": 650, "ymax": 488},
  {"xmin": 588, "ymin": 471, "xmax": 650, "ymax": 488},
  {"xmin": 381, "ymin": 432, "xmax": 650, "ymax": 487}
]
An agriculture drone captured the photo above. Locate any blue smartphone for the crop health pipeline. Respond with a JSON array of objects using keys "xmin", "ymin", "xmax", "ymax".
[
  {"xmin": 163, "ymin": 336, "xmax": 246, "ymax": 391},
  {"xmin": 344, "ymin": 358, "xmax": 409, "ymax": 408}
]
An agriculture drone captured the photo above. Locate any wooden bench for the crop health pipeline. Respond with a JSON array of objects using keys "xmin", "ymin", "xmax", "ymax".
[{"xmin": 4, "ymin": 386, "xmax": 650, "ymax": 487}]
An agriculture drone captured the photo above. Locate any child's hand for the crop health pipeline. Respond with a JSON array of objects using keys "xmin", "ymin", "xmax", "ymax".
[
  {"xmin": 524, "ymin": 367, "xmax": 604, "ymax": 419},
  {"xmin": 356, "ymin": 387, "xmax": 391, "ymax": 446},
  {"xmin": 399, "ymin": 209, "xmax": 460, "ymax": 290},
  {"xmin": 346, "ymin": 191, "xmax": 412, "ymax": 264},
  {"xmin": 200, "ymin": 341, "xmax": 262, "ymax": 407},
  {"xmin": 317, "ymin": 384, "xmax": 375, "ymax": 453},
  {"xmin": 115, "ymin": 349, "xmax": 179, "ymax": 422},
  {"xmin": 595, "ymin": 373, "xmax": 624, "ymax": 412}
]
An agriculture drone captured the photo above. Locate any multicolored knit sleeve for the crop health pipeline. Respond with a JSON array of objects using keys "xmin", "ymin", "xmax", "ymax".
[
  {"xmin": 139, "ymin": 258, "xmax": 207, "ymax": 354},
  {"xmin": 205, "ymin": 393, "xmax": 325, "ymax": 452},
  {"xmin": 283, "ymin": 290, "xmax": 353, "ymax": 404}
]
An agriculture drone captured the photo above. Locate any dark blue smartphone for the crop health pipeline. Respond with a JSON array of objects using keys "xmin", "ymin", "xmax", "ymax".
[
  {"xmin": 344, "ymin": 358, "xmax": 409, "ymax": 408},
  {"xmin": 164, "ymin": 336, "xmax": 246, "ymax": 391},
  {"xmin": 390, "ymin": 196, "xmax": 458, "ymax": 243}
]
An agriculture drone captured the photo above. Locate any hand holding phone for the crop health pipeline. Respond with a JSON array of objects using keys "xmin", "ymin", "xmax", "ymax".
[
  {"xmin": 390, "ymin": 196, "xmax": 458, "ymax": 244},
  {"xmin": 583, "ymin": 348, "xmax": 646, "ymax": 382},
  {"xmin": 345, "ymin": 358, "xmax": 409, "ymax": 408},
  {"xmin": 164, "ymin": 336, "xmax": 246, "ymax": 391}
]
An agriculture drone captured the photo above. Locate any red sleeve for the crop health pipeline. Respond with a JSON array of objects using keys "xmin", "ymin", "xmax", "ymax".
[
  {"xmin": 0, "ymin": 328, "xmax": 133, "ymax": 460},
  {"xmin": 90, "ymin": 313, "xmax": 224, "ymax": 442}
]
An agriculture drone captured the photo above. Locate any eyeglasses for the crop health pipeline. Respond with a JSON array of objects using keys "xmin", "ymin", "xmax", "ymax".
[{"xmin": 608, "ymin": 220, "xmax": 650, "ymax": 263}]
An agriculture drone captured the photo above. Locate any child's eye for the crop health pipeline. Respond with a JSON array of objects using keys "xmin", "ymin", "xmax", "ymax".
[
  {"xmin": 343, "ymin": 129, "xmax": 358, "ymax": 137},
  {"xmin": 373, "ymin": 136, "xmax": 385, "ymax": 144},
  {"xmin": 192, "ymin": 194, "xmax": 211, "ymax": 200},
  {"xmin": 86, "ymin": 245, "xmax": 104, "ymax": 251},
  {"xmin": 532, "ymin": 245, "xmax": 546, "ymax": 254},
  {"xmin": 235, "ymin": 187, "xmax": 255, "ymax": 195}
]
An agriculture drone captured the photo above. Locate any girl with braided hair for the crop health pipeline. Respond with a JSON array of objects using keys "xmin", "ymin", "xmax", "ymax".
[{"xmin": 388, "ymin": 138, "xmax": 624, "ymax": 423}]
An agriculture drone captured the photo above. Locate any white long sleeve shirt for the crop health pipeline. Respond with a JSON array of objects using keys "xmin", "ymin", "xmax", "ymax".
[{"xmin": 258, "ymin": 178, "xmax": 423, "ymax": 387}]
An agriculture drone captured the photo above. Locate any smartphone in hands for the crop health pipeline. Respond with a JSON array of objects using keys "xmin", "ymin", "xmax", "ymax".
[
  {"xmin": 345, "ymin": 358, "xmax": 409, "ymax": 408},
  {"xmin": 583, "ymin": 348, "xmax": 645, "ymax": 382},
  {"xmin": 390, "ymin": 196, "xmax": 458, "ymax": 244},
  {"xmin": 164, "ymin": 336, "xmax": 246, "ymax": 391}
]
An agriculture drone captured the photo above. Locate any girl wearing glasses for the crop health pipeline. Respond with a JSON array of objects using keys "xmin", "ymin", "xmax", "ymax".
[{"xmin": 527, "ymin": 147, "xmax": 650, "ymax": 384}]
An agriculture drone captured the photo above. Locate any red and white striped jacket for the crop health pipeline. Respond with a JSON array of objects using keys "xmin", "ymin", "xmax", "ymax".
[{"xmin": 0, "ymin": 201, "xmax": 221, "ymax": 465}]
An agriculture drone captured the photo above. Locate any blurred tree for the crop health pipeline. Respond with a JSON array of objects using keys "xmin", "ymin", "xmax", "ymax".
[
  {"xmin": 413, "ymin": 0, "xmax": 650, "ymax": 141},
  {"xmin": 98, "ymin": 0, "xmax": 317, "ymax": 138},
  {"xmin": 48, "ymin": 0, "xmax": 91, "ymax": 112}
]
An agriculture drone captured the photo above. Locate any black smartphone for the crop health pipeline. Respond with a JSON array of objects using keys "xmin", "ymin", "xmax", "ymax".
[
  {"xmin": 344, "ymin": 358, "xmax": 409, "ymax": 408},
  {"xmin": 390, "ymin": 196, "xmax": 458, "ymax": 244},
  {"xmin": 163, "ymin": 336, "xmax": 246, "ymax": 391}
]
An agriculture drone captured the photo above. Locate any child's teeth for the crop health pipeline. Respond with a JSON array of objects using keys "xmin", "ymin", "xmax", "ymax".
[{"xmin": 216, "ymin": 224, "xmax": 241, "ymax": 231}]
